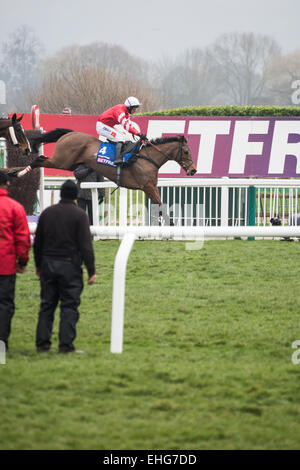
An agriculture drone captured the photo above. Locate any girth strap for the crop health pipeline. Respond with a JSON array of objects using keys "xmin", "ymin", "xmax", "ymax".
[{"xmin": 116, "ymin": 165, "xmax": 121, "ymax": 187}]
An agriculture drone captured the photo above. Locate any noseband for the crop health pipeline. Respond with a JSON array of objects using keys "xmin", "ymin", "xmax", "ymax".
[
  {"xmin": 8, "ymin": 125, "xmax": 19, "ymax": 146},
  {"xmin": 0, "ymin": 120, "xmax": 21, "ymax": 147}
]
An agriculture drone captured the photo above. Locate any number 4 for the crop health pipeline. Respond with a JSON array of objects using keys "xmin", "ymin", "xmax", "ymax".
[{"xmin": 99, "ymin": 146, "xmax": 107, "ymax": 155}]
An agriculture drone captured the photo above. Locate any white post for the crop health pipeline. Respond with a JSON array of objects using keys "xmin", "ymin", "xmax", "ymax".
[
  {"xmin": 39, "ymin": 168, "xmax": 45, "ymax": 212},
  {"xmin": 0, "ymin": 138, "xmax": 7, "ymax": 168},
  {"xmin": 110, "ymin": 233, "xmax": 136, "ymax": 353},
  {"xmin": 221, "ymin": 178, "xmax": 229, "ymax": 226},
  {"xmin": 91, "ymin": 188, "xmax": 100, "ymax": 240},
  {"xmin": 38, "ymin": 128, "xmax": 44, "ymax": 213},
  {"xmin": 0, "ymin": 340, "xmax": 6, "ymax": 364},
  {"xmin": 91, "ymin": 188, "xmax": 99, "ymax": 227},
  {"xmin": 119, "ymin": 187, "xmax": 128, "ymax": 226}
]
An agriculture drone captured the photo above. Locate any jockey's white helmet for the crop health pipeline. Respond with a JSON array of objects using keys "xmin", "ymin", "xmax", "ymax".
[{"xmin": 124, "ymin": 97, "xmax": 141, "ymax": 108}]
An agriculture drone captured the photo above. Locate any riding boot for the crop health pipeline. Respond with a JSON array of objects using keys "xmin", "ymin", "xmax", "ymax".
[{"xmin": 114, "ymin": 142, "xmax": 123, "ymax": 165}]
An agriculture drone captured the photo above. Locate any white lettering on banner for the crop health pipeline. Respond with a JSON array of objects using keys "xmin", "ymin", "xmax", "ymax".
[
  {"xmin": 146, "ymin": 120, "xmax": 185, "ymax": 174},
  {"xmin": 188, "ymin": 121, "xmax": 231, "ymax": 173},
  {"xmin": 229, "ymin": 121, "xmax": 269, "ymax": 173},
  {"xmin": 269, "ymin": 121, "xmax": 300, "ymax": 174}
]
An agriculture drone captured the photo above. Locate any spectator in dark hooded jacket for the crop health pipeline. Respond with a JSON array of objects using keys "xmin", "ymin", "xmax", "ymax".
[{"xmin": 34, "ymin": 180, "xmax": 96, "ymax": 353}]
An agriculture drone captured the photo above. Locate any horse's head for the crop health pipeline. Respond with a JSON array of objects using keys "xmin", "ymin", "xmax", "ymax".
[
  {"xmin": 9, "ymin": 114, "xmax": 31, "ymax": 155},
  {"xmin": 176, "ymin": 136, "xmax": 197, "ymax": 176},
  {"xmin": 142, "ymin": 136, "xmax": 197, "ymax": 176}
]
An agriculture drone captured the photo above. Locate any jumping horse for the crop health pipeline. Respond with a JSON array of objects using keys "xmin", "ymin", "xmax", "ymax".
[
  {"xmin": 0, "ymin": 114, "xmax": 31, "ymax": 155},
  {"xmin": 7, "ymin": 129, "xmax": 197, "ymax": 204}
]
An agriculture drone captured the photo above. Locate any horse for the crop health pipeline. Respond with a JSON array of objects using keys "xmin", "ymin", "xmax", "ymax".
[
  {"xmin": 7, "ymin": 128, "xmax": 197, "ymax": 204},
  {"xmin": 0, "ymin": 114, "xmax": 31, "ymax": 155}
]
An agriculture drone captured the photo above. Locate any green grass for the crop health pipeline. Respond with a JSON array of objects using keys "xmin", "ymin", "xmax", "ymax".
[{"xmin": 1, "ymin": 239, "xmax": 300, "ymax": 450}]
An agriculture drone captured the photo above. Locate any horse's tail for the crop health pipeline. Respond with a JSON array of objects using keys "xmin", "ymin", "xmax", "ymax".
[{"xmin": 30, "ymin": 128, "xmax": 74, "ymax": 153}]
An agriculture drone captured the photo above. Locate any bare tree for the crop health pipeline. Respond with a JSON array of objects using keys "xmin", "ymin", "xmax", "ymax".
[
  {"xmin": 30, "ymin": 61, "xmax": 159, "ymax": 114},
  {"xmin": 39, "ymin": 42, "xmax": 151, "ymax": 89},
  {"xmin": 151, "ymin": 49, "xmax": 221, "ymax": 108},
  {"xmin": 207, "ymin": 32, "xmax": 281, "ymax": 105},
  {"xmin": 27, "ymin": 41, "xmax": 160, "ymax": 114},
  {"xmin": 0, "ymin": 25, "xmax": 43, "ymax": 110}
]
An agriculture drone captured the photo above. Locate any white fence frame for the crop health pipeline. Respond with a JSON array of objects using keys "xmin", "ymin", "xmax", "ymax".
[
  {"xmin": 37, "ymin": 177, "xmax": 300, "ymax": 229},
  {"xmin": 81, "ymin": 178, "xmax": 300, "ymax": 229}
]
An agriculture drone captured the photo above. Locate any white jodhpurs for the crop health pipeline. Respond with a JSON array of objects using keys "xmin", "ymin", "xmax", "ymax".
[{"xmin": 96, "ymin": 121, "xmax": 127, "ymax": 142}]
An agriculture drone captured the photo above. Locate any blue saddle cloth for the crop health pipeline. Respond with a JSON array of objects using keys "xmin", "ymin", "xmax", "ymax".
[{"xmin": 96, "ymin": 142, "xmax": 138, "ymax": 167}]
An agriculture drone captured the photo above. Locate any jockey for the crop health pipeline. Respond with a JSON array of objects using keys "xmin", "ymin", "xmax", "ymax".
[{"xmin": 96, "ymin": 97, "xmax": 146, "ymax": 165}]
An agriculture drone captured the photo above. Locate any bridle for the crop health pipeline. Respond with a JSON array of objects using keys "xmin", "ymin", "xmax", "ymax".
[
  {"xmin": 137, "ymin": 137, "xmax": 186, "ymax": 170},
  {"xmin": 0, "ymin": 119, "xmax": 22, "ymax": 147},
  {"xmin": 8, "ymin": 124, "xmax": 19, "ymax": 146}
]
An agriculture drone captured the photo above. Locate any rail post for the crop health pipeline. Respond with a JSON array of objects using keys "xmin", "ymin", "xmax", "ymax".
[
  {"xmin": 221, "ymin": 177, "xmax": 229, "ymax": 226},
  {"xmin": 119, "ymin": 187, "xmax": 128, "ymax": 226},
  {"xmin": 248, "ymin": 186, "xmax": 256, "ymax": 241},
  {"xmin": 0, "ymin": 137, "xmax": 7, "ymax": 168},
  {"xmin": 110, "ymin": 232, "xmax": 136, "ymax": 353}
]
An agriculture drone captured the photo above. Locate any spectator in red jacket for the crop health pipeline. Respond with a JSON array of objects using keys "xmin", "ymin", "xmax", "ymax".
[
  {"xmin": 0, "ymin": 171, "xmax": 31, "ymax": 351},
  {"xmin": 96, "ymin": 97, "xmax": 146, "ymax": 164}
]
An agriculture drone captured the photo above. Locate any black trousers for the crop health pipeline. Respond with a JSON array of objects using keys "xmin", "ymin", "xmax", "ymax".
[
  {"xmin": 77, "ymin": 198, "xmax": 93, "ymax": 225},
  {"xmin": 0, "ymin": 274, "xmax": 16, "ymax": 350},
  {"xmin": 36, "ymin": 258, "xmax": 83, "ymax": 352}
]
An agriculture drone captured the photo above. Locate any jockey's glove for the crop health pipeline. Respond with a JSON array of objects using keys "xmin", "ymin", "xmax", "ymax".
[{"xmin": 139, "ymin": 133, "xmax": 147, "ymax": 141}]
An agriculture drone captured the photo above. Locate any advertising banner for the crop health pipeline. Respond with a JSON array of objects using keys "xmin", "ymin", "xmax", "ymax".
[{"xmin": 19, "ymin": 113, "xmax": 300, "ymax": 178}]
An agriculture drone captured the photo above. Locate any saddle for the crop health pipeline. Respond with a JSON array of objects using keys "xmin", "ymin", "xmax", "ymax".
[{"xmin": 96, "ymin": 140, "xmax": 141, "ymax": 168}]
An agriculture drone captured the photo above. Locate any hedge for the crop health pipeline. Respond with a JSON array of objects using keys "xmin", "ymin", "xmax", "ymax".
[{"xmin": 140, "ymin": 105, "xmax": 300, "ymax": 117}]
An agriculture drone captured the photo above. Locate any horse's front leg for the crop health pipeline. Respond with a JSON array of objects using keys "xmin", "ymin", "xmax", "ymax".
[
  {"xmin": 143, "ymin": 182, "xmax": 171, "ymax": 226},
  {"xmin": 143, "ymin": 182, "xmax": 162, "ymax": 205}
]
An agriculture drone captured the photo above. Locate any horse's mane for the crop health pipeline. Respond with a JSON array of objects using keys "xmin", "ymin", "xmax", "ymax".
[{"xmin": 146, "ymin": 135, "xmax": 186, "ymax": 146}]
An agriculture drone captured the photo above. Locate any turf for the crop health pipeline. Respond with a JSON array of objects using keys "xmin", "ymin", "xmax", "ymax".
[{"xmin": 1, "ymin": 239, "xmax": 300, "ymax": 450}]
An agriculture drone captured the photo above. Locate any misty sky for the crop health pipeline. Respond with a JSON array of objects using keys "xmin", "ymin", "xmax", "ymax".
[{"xmin": 1, "ymin": 0, "xmax": 300, "ymax": 61}]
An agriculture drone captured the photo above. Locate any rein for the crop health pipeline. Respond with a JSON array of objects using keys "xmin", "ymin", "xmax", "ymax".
[
  {"xmin": 138, "ymin": 138, "xmax": 183, "ymax": 169},
  {"xmin": 112, "ymin": 138, "xmax": 184, "ymax": 193}
]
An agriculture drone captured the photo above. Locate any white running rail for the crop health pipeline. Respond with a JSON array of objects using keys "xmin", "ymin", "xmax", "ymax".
[
  {"xmin": 28, "ymin": 223, "xmax": 300, "ymax": 354},
  {"xmin": 37, "ymin": 177, "xmax": 300, "ymax": 227},
  {"xmin": 81, "ymin": 178, "xmax": 300, "ymax": 229}
]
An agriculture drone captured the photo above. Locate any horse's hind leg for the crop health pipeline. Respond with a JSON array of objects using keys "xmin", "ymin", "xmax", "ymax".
[{"xmin": 10, "ymin": 155, "xmax": 59, "ymax": 177}]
